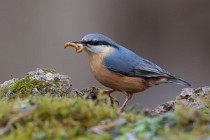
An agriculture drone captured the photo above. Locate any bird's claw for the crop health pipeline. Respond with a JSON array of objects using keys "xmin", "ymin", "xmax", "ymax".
[
  {"xmin": 109, "ymin": 96, "xmax": 119, "ymax": 106},
  {"xmin": 64, "ymin": 42, "xmax": 84, "ymax": 53},
  {"xmin": 103, "ymin": 90, "xmax": 119, "ymax": 106}
]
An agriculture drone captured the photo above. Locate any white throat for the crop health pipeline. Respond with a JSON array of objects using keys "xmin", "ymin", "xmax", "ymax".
[{"xmin": 85, "ymin": 45, "xmax": 113, "ymax": 54}]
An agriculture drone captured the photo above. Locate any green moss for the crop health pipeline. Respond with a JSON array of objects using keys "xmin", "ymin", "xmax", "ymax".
[
  {"xmin": 1, "ymin": 93, "xmax": 210, "ymax": 140},
  {"xmin": 0, "ymin": 73, "xmax": 70, "ymax": 100},
  {"xmin": 0, "ymin": 76, "xmax": 31, "ymax": 99},
  {"xmin": 42, "ymin": 68, "xmax": 57, "ymax": 74},
  {"xmin": 0, "ymin": 95, "xmax": 135, "ymax": 140},
  {"xmin": 114, "ymin": 96, "xmax": 210, "ymax": 140},
  {"xmin": 0, "ymin": 69, "xmax": 210, "ymax": 139}
]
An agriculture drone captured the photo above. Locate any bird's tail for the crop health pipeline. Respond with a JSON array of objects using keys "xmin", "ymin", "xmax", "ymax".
[{"xmin": 167, "ymin": 78, "xmax": 191, "ymax": 87}]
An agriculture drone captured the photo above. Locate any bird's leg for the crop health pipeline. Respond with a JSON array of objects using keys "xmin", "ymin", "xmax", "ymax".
[
  {"xmin": 104, "ymin": 89, "xmax": 119, "ymax": 105},
  {"xmin": 104, "ymin": 89, "xmax": 116, "ymax": 95},
  {"xmin": 119, "ymin": 92, "xmax": 133, "ymax": 112}
]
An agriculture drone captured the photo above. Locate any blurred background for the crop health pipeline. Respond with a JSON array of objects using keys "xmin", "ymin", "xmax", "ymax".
[{"xmin": 0, "ymin": 0, "xmax": 210, "ymax": 108}]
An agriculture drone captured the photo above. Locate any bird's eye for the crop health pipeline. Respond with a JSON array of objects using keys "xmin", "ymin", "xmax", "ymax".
[
  {"xmin": 92, "ymin": 41, "xmax": 99, "ymax": 45},
  {"xmin": 87, "ymin": 41, "xmax": 99, "ymax": 46}
]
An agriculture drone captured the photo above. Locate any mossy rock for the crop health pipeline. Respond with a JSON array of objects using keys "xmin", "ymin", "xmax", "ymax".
[
  {"xmin": 0, "ymin": 68, "xmax": 210, "ymax": 140},
  {"xmin": 0, "ymin": 68, "xmax": 72, "ymax": 99}
]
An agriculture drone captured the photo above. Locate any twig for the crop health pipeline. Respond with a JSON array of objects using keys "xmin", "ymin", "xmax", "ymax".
[{"xmin": 0, "ymin": 106, "xmax": 37, "ymax": 136}]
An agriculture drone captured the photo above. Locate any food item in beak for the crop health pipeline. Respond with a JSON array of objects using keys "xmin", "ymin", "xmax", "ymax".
[{"xmin": 64, "ymin": 42, "xmax": 84, "ymax": 53}]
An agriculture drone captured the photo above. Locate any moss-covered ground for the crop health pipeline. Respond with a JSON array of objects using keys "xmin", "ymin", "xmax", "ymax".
[{"xmin": 0, "ymin": 69, "xmax": 210, "ymax": 140}]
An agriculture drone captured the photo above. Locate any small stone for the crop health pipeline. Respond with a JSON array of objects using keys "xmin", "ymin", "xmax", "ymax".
[
  {"xmin": 46, "ymin": 72, "xmax": 54, "ymax": 81},
  {"xmin": 20, "ymin": 104, "xmax": 30, "ymax": 111},
  {"xmin": 202, "ymin": 86, "xmax": 210, "ymax": 94},
  {"xmin": 179, "ymin": 88, "xmax": 194, "ymax": 99},
  {"xmin": 31, "ymin": 88, "xmax": 41, "ymax": 96},
  {"xmin": 0, "ymin": 78, "xmax": 19, "ymax": 88},
  {"xmin": 113, "ymin": 118, "xmax": 127, "ymax": 126},
  {"xmin": 5, "ymin": 90, "xmax": 13, "ymax": 95}
]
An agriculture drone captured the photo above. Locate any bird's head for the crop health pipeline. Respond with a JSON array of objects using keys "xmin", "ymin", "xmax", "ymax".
[{"xmin": 67, "ymin": 33, "xmax": 119, "ymax": 54}]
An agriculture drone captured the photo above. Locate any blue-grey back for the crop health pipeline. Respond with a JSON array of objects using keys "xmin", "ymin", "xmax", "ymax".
[{"xmin": 103, "ymin": 45, "xmax": 170, "ymax": 78}]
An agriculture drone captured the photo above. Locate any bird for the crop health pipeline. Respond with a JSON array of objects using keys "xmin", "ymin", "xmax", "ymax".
[{"xmin": 64, "ymin": 33, "xmax": 191, "ymax": 112}]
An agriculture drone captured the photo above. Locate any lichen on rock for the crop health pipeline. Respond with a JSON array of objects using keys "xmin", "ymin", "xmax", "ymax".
[
  {"xmin": 0, "ymin": 68, "xmax": 72, "ymax": 99},
  {"xmin": 152, "ymin": 87, "xmax": 210, "ymax": 115},
  {"xmin": 0, "ymin": 68, "xmax": 210, "ymax": 140}
]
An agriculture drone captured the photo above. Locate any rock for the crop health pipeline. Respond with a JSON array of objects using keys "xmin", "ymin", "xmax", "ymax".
[
  {"xmin": 0, "ymin": 68, "xmax": 115, "ymax": 105},
  {"xmin": 151, "ymin": 100, "xmax": 175, "ymax": 115},
  {"xmin": 28, "ymin": 68, "xmax": 72, "ymax": 96},
  {"xmin": 0, "ymin": 68, "xmax": 210, "ymax": 139},
  {"xmin": 0, "ymin": 68, "xmax": 72, "ymax": 98},
  {"xmin": 152, "ymin": 87, "xmax": 210, "ymax": 115},
  {"xmin": 0, "ymin": 78, "xmax": 19, "ymax": 88}
]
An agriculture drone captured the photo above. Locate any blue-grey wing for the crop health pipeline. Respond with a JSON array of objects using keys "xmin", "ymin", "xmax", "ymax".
[{"xmin": 103, "ymin": 47, "xmax": 171, "ymax": 78}]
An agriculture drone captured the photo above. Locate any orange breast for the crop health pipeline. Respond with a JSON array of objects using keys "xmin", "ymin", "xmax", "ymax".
[{"xmin": 87, "ymin": 49, "xmax": 151, "ymax": 93}]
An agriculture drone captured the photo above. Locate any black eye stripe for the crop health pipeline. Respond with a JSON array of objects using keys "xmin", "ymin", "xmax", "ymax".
[{"xmin": 86, "ymin": 40, "xmax": 114, "ymax": 46}]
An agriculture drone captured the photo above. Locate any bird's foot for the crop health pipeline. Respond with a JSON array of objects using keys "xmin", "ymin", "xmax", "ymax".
[
  {"xmin": 104, "ymin": 89, "xmax": 119, "ymax": 106},
  {"xmin": 109, "ymin": 96, "xmax": 119, "ymax": 106}
]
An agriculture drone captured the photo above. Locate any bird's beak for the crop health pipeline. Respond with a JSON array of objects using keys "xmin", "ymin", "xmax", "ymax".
[{"xmin": 64, "ymin": 40, "xmax": 85, "ymax": 53}]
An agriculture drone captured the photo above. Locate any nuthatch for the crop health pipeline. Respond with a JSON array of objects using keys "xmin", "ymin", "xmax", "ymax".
[{"xmin": 64, "ymin": 33, "xmax": 190, "ymax": 111}]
